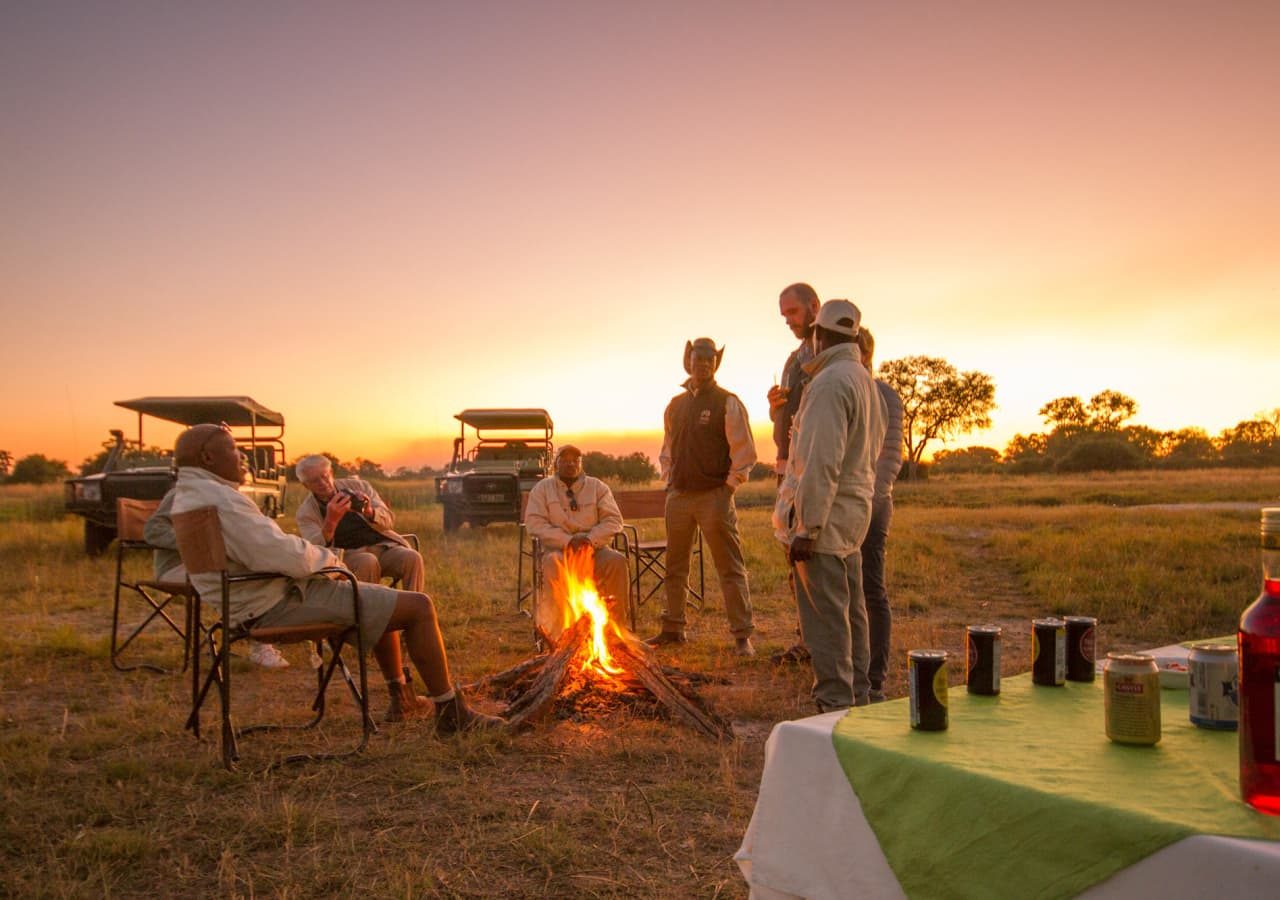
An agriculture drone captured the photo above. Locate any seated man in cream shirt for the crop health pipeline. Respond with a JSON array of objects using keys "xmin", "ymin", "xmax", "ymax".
[{"xmin": 523, "ymin": 445, "xmax": 629, "ymax": 640}]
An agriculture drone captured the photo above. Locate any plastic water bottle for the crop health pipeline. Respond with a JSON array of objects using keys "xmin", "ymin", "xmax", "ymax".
[{"xmin": 1239, "ymin": 508, "xmax": 1280, "ymax": 814}]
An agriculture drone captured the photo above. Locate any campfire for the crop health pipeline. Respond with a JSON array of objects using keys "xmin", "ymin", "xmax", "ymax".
[{"xmin": 467, "ymin": 547, "xmax": 731, "ymax": 739}]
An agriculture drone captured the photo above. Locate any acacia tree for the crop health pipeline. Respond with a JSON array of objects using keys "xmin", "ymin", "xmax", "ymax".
[
  {"xmin": 0, "ymin": 450, "xmax": 11, "ymax": 479},
  {"xmin": 878, "ymin": 356, "xmax": 996, "ymax": 476},
  {"xmin": 1039, "ymin": 390, "xmax": 1138, "ymax": 433}
]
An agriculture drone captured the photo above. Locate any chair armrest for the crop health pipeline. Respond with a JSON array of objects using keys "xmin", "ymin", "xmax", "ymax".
[
  {"xmin": 403, "ymin": 534, "xmax": 420, "ymax": 551},
  {"xmin": 611, "ymin": 526, "xmax": 636, "ymax": 555}
]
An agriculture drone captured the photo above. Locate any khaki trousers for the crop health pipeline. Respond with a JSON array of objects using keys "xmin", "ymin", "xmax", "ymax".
[
  {"xmin": 344, "ymin": 541, "xmax": 424, "ymax": 593},
  {"xmin": 537, "ymin": 546, "xmax": 631, "ymax": 641},
  {"xmin": 794, "ymin": 550, "xmax": 870, "ymax": 711},
  {"xmin": 661, "ymin": 485, "xmax": 753, "ymax": 638}
]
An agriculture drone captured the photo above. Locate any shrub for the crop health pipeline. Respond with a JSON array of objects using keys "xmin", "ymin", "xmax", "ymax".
[{"xmin": 1055, "ymin": 436, "xmax": 1145, "ymax": 473}]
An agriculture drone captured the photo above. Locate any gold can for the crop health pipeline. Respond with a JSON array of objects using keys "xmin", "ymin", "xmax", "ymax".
[{"xmin": 1104, "ymin": 653, "xmax": 1161, "ymax": 745}]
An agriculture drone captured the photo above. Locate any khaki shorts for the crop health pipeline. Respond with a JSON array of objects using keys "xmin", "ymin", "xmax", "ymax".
[{"xmin": 253, "ymin": 578, "xmax": 399, "ymax": 655}]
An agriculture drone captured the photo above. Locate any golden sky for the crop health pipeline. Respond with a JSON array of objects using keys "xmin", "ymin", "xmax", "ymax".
[{"xmin": 2, "ymin": 2, "xmax": 1277, "ymax": 472}]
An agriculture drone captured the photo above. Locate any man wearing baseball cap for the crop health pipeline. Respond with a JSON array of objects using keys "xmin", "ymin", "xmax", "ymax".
[
  {"xmin": 649, "ymin": 338, "xmax": 758, "ymax": 656},
  {"xmin": 773, "ymin": 300, "xmax": 886, "ymax": 710}
]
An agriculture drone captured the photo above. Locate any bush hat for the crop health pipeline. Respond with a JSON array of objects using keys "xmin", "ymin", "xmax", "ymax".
[{"xmin": 683, "ymin": 338, "xmax": 724, "ymax": 374}]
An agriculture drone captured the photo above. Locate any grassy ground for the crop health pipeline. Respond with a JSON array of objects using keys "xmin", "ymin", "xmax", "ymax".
[{"xmin": 2, "ymin": 469, "xmax": 1278, "ymax": 897}]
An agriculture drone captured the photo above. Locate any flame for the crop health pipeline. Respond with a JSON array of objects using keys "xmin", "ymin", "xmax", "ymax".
[{"xmin": 552, "ymin": 545, "xmax": 623, "ymax": 678}]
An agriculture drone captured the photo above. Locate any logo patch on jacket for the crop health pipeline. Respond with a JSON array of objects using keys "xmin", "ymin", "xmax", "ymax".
[{"xmin": 699, "ymin": 409, "xmax": 712, "ymax": 426}]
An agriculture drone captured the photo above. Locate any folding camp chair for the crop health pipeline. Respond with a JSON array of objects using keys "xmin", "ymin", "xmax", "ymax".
[
  {"xmin": 612, "ymin": 489, "xmax": 704, "ymax": 613},
  {"xmin": 111, "ymin": 498, "xmax": 197, "ymax": 673},
  {"xmin": 515, "ymin": 492, "xmax": 544, "ymax": 616},
  {"xmin": 173, "ymin": 505, "xmax": 375, "ymax": 771}
]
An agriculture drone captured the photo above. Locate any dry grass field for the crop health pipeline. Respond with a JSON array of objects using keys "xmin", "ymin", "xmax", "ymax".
[{"xmin": 2, "ymin": 469, "xmax": 1279, "ymax": 898}]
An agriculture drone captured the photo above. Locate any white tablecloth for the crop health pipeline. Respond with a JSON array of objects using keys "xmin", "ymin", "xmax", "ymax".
[{"xmin": 735, "ymin": 712, "xmax": 1280, "ymax": 899}]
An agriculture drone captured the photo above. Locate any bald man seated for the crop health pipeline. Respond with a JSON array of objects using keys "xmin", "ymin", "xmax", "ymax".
[{"xmin": 170, "ymin": 423, "xmax": 502, "ymax": 735}]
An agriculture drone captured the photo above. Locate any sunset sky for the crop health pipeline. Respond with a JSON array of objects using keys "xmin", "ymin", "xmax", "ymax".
[{"xmin": 3, "ymin": 2, "xmax": 1277, "ymax": 473}]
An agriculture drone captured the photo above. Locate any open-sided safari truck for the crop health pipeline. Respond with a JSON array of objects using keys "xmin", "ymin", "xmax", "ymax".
[
  {"xmin": 434, "ymin": 408, "xmax": 553, "ymax": 532},
  {"xmin": 64, "ymin": 396, "xmax": 288, "ymax": 555}
]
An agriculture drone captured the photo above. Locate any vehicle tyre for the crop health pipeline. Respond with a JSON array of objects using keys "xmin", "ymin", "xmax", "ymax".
[
  {"xmin": 442, "ymin": 504, "xmax": 462, "ymax": 532},
  {"xmin": 84, "ymin": 521, "xmax": 116, "ymax": 557}
]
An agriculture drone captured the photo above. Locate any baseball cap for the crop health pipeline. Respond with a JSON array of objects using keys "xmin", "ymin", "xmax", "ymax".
[
  {"xmin": 556, "ymin": 444, "xmax": 583, "ymax": 460},
  {"xmin": 814, "ymin": 299, "xmax": 861, "ymax": 337}
]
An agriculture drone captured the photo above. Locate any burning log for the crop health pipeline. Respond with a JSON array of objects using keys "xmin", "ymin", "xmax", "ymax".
[
  {"xmin": 485, "ymin": 546, "xmax": 732, "ymax": 739},
  {"xmin": 503, "ymin": 616, "xmax": 594, "ymax": 730},
  {"xmin": 612, "ymin": 632, "xmax": 729, "ymax": 740}
]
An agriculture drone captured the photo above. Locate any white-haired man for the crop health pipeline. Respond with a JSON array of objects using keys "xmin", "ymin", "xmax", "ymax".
[
  {"xmin": 294, "ymin": 454, "xmax": 428, "ymax": 721},
  {"xmin": 773, "ymin": 300, "xmax": 886, "ymax": 710}
]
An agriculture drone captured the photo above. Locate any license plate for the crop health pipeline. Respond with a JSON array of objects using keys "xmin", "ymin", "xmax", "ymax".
[{"xmin": 478, "ymin": 493, "xmax": 505, "ymax": 503}]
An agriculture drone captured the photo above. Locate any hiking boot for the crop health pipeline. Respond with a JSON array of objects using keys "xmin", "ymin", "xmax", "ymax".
[
  {"xmin": 384, "ymin": 681, "xmax": 431, "ymax": 724},
  {"xmin": 644, "ymin": 631, "xmax": 687, "ymax": 647},
  {"xmin": 868, "ymin": 689, "xmax": 887, "ymax": 704},
  {"xmin": 770, "ymin": 642, "xmax": 810, "ymax": 666},
  {"xmin": 434, "ymin": 690, "xmax": 506, "ymax": 736},
  {"xmin": 248, "ymin": 641, "xmax": 289, "ymax": 670},
  {"xmin": 734, "ymin": 637, "xmax": 756, "ymax": 658}
]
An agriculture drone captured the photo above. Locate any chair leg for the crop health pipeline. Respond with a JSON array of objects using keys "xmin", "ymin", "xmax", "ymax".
[
  {"xmin": 112, "ymin": 583, "xmax": 185, "ymax": 674},
  {"xmin": 219, "ymin": 630, "xmax": 238, "ymax": 770}
]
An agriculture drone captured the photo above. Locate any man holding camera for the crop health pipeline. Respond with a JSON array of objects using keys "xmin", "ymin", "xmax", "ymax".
[{"xmin": 295, "ymin": 454, "xmax": 428, "ymax": 721}]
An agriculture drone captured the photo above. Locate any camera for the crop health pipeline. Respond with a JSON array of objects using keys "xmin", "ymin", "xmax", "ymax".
[{"xmin": 342, "ymin": 490, "xmax": 367, "ymax": 513}]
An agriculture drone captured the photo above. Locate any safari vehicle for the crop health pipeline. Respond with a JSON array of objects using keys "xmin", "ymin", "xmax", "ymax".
[
  {"xmin": 64, "ymin": 396, "xmax": 288, "ymax": 556},
  {"xmin": 434, "ymin": 408, "xmax": 553, "ymax": 532}
]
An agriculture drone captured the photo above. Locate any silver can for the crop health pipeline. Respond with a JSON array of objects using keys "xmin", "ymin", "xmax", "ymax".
[{"xmin": 1187, "ymin": 642, "xmax": 1239, "ymax": 730}]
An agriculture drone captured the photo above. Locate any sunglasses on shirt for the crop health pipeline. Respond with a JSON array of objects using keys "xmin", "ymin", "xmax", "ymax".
[{"xmin": 565, "ymin": 486, "xmax": 579, "ymax": 512}]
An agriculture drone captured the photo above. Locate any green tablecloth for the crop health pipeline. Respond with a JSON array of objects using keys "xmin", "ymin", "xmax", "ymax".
[{"xmin": 833, "ymin": 674, "xmax": 1280, "ymax": 899}]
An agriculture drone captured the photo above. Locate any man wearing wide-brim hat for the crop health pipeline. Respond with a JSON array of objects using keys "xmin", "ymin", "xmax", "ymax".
[
  {"xmin": 772, "ymin": 300, "xmax": 886, "ymax": 710},
  {"xmin": 648, "ymin": 338, "xmax": 758, "ymax": 656}
]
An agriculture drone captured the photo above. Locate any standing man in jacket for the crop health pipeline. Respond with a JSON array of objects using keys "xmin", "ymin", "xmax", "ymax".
[
  {"xmin": 773, "ymin": 301, "xmax": 886, "ymax": 710},
  {"xmin": 649, "ymin": 338, "xmax": 758, "ymax": 657},
  {"xmin": 856, "ymin": 328, "xmax": 904, "ymax": 702},
  {"xmin": 523, "ymin": 444, "xmax": 629, "ymax": 641},
  {"xmin": 294, "ymin": 454, "xmax": 429, "ymax": 721}
]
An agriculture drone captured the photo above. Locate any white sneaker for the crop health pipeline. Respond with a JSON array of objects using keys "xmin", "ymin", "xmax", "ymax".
[{"xmin": 248, "ymin": 641, "xmax": 290, "ymax": 669}]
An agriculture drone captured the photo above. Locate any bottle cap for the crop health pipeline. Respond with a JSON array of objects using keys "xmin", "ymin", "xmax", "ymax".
[{"xmin": 1262, "ymin": 508, "xmax": 1280, "ymax": 548}]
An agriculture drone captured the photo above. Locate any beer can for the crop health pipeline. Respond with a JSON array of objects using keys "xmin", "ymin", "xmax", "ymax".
[
  {"xmin": 908, "ymin": 650, "xmax": 948, "ymax": 731},
  {"xmin": 965, "ymin": 625, "xmax": 1001, "ymax": 695},
  {"xmin": 1104, "ymin": 653, "xmax": 1161, "ymax": 745},
  {"xmin": 1064, "ymin": 616, "xmax": 1098, "ymax": 682},
  {"xmin": 1031, "ymin": 618, "xmax": 1066, "ymax": 686},
  {"xmin": 1187, "ymin": 642, "xmax": 1238, "ymax": 730}
]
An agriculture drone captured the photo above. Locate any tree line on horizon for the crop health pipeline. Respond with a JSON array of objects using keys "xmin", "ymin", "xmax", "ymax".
[
  {"xmin": 1, "ymin": 355, "xmax": 1275, "ymax": 484},
  {"xmin": 931, "ymin": 392, "xmax": 1280, "ymax": 475}
]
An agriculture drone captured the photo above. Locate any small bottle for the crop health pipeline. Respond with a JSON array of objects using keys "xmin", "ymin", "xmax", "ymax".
[{"xmin": 1239, "ymin": 507, "xmax": 1280, "ymax": 815}]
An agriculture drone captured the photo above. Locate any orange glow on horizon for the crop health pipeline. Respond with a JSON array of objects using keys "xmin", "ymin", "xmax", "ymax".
[{"xmin": 1, "ymin": 4, "xmax": 1276, "ymax": 469}]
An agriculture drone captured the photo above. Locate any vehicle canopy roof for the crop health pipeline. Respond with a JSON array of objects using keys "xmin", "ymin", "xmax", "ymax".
[
  {"xmin": 115, "ymin": 396, "xmax": 285, "ymax": 428},
  {"xmin": 455, "ymin": 408, "xmax": 553, "ymax": 434}
]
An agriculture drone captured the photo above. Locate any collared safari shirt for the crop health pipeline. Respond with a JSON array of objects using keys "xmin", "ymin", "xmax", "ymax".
[
  {"xmin": 172, "ymin": 466, "xmax": 341, "ymax": 626},
  {"xmin": 524, "ymin": 473, "xmax": 624, "ymax": 551},
  {"xmin": 659, "ymin": 379, "xmax": 757, "ymax": 490},
  {"xmin": 295, "ymin": 477, "xmax": 411, "ymax": 550}
]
